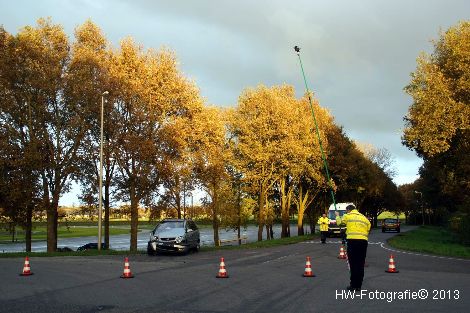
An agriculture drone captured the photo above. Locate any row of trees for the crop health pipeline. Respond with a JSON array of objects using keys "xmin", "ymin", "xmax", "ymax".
[
  {"xmin": 0, "ymin": 18, "xmax": 399, "ymax": 252},
  {"xmin": 402, "ymin": 21, "xmax": 469, "ymax": 243}
]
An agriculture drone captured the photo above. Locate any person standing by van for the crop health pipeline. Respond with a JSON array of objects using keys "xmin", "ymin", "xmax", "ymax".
[
  {"xmin": 335, "ymin": 204, "xmax": 371, "ymax": 291},
  {"xmin": 317, "ymin": 213, "xmax": 329, "ymax": 243}
]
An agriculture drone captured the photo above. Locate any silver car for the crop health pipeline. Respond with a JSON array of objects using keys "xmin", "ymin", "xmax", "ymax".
[{"xmin": 147, "ymin": 219, "xmax": 200, "ymax": 255}]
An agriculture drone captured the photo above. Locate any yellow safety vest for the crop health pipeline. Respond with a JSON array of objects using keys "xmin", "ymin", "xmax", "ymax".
[
  {"xmin": 335, "ymin": 209, "xmax": 371, "ymax": 240},
  {"xmin": 317, "ymin": 216, "xmax": 329, "ymax": 232}
]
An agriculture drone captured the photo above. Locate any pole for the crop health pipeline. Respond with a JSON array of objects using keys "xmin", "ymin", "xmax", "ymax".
[
  {"xmin": 294, "ymin": 46, "xmax": 337, "ymax": 211},
  {"xmin": 98, "ymin": 91, "xmax": 109, "ymax": 250}
]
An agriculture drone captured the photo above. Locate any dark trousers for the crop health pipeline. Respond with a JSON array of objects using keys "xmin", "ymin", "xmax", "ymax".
[
  {"xmin": 346, "ymin": 239, "xmax": 368, "ymax": 289},
  {"xmin": 320, "ymin": 231, "xmax": 327, "ymax": 243}
]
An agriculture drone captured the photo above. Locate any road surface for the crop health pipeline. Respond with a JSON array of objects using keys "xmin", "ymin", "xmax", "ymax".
[{"xmin": 0, "ymin": 226, "xmax": 468, "ymax": 312}]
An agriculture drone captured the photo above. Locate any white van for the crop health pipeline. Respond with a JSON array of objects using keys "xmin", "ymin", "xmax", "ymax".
[{"xmin": 327, "ymin": 202, "xmax": 354, "ymax": 236}]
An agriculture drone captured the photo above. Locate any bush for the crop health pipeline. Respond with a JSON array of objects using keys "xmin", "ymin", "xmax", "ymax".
[
  {"xmin": 449, "ymin": 212, "xmax": 470, "ymax": 246},
  {"xmin": 457, "ymin": 214, "xmax": 470, "ymax": 246}
]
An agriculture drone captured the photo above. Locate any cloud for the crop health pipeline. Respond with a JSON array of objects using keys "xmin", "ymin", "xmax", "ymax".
[{"xmin": 2, "ymin": 0, "xmax": 468, "ymax": 194}]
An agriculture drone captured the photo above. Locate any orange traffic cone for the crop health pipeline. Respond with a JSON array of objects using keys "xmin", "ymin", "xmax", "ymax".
[
  {"xmin": 120, "ymin": 257, "xmax": 134, "ymax": 278},
  {"xmin": 216, "ymin": 257, "xmax": 229, "ymax": 278},
  {"xmin": 303, "ymin": 256, "xmax": 316, "ymax": 277},
  {"xmin": 338, "ymin": 246, "xmax": 347, "ymax": 259},
  {"xmin": 19, "ymin": 256, "xmax": 33, "ymax": 276},
  {"xmin": 385, "ymin": 254, "xmax": 399, "ymax": 273}
]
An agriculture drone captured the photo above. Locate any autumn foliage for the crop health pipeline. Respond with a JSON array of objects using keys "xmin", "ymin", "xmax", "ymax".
[{"xmin": 1, "ymin": 18, "xmax": 399, "ymax": 251}]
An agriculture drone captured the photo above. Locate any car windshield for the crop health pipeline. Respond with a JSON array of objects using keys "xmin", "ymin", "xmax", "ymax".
[
  {"xmin": 384, "ymin": 219, "xmax": 399, "ymax": 224},
  {"xmin": 329, "ymin": 211, "xmax": 346, "ymax": 219},
  {"xmin": 154, "ymin": 221, "xmax": 185, "ymax": 234}
]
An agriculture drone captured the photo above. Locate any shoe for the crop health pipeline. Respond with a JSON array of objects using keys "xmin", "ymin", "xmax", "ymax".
[{"xmin": 346, "ymin": 286, "xmax": 361, "ymax": 292}]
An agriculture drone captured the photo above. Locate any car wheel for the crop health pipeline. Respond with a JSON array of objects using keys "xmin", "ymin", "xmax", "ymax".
[
  {"xmin": 147, "ymin": 243, "xmax": 155, "ymax": 256},
  {"xmin": 194, "ymin": 243, "xmax": 200, "ymax": 252}
]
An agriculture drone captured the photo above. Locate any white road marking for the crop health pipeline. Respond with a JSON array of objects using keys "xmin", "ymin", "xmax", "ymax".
[
  {"xmin": 301, "ymin": 241, "xmax": 382, "ymax": 245},
  {"xmin": 262, "ymin": 254, "xmax": 295, "ymax": 264},
  {"xmin": 302, "ymin": 240, "xmax": 469, "ymax": 261},
  {"xmin": 379, "ymin": 243, "xmax": 470, "ymax": 261}
]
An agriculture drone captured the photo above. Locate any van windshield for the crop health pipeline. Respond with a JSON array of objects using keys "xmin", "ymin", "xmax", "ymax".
[{"xmin": 329, "ymin": 211, "xmax": 346, "ymax": 219}]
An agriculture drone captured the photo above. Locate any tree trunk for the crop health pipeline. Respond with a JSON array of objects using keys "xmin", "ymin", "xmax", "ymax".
[
  {"xmin": 11, "ymin": 224, "xmax": 15, "ymax": 242},
  {"xmin": 308, "ymin": 209, "xmax": 315, "ymax": 234},
  {"xmin": 25, "ymin": 204, "xmax": 33, "ymax": 252},
  {"xmin": 46, "ymin": 206, "xmax": 58, "ymax": 252},
  {"xmin": 176, "ymin": 192, "xmax": 182, "ymax": 219},
  {"xmin": 129, "ymin": 178, "xmax": 138, "ymax": 252},
  {"xmin": 280, "ymin": 179, "xmax": 291, "ymax": 238},
  {"xmin": 213, "ymin": 208, "xmax": 219, "ymax": 247},
  {"xmin": 257, "ymin": 186, "xmax": 265, "ymax": 241},
  {"xmin": 212, "ymin": 189, "xmax": 219, "ymax": 246},
  {"xmin": 237, "ymin": 226, "xmax": 241, "ymax": 245},
  {"xmin": 297, "ymin": 213, "xmax": 304, "ymax": 236},
  {"xmin": 104, "ymin": 182, "xmax": 110, "ymax": 249}
]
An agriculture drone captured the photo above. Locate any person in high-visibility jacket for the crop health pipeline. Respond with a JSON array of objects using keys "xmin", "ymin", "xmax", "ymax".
[
  {"xmin": 317, "ymin": 213, "xmax": 329, "ymax": 244},
  {"xmin": 335, "ymin": 204, "xmax": 371, "ymax": 291}
]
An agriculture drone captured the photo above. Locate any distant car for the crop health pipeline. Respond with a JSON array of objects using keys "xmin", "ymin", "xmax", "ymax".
[
  {"xmin": 77, "ymin": 243, "xmax": 106, "ymax": 251},
  {"xmin": 57, "ymin": 247, "xmax": 73, "ymax": 252},
  {"xmin": 147, "ymin": 219, "xmax": 200, "ymax": 255},
  {"xmin": 382, "ymin": 218, "xmax": 400, "ymax": 233}
]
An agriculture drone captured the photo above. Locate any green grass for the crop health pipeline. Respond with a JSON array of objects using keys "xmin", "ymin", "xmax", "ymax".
[
  {"xmin": 0, "ymin": 249, "xmax": 145, "ymax": 258},
  {"xmin": 201, "ymin": 234, "xmax": 317, "ymax": 251},
  {"xmin": 0, "ymin": 226, "xmax": 132, "ymax": 243},
  {"xmin": 388, "ymin": 226, "xmax": 470, "ymax": 259}
]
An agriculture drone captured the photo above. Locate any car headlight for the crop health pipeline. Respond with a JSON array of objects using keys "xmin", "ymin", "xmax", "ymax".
[
  {"xmin": 150, "ymin": 233, "xmax": 158, "ymax": 241},
  {"xmin": 175, "ymin": 236, "xmax": 184, "ymax": 243}
]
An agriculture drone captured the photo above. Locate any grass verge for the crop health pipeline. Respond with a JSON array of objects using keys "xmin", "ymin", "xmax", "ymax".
[
  {"xmin": 0, "ymin": 249, "xmax": 145, "ymax": 258},
  {"xmin": 0, "ymin": 226, "xmax": 132, "ymax": 243},
  {"xmin": 388, "ymin": 226, "xmax": 470, "ymax": 259},
  {"xmin": 201, "ymin": 234, "xmax": 317, "ymax": 252}
]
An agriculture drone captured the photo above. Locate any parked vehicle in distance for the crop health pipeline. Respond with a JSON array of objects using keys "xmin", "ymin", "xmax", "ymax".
[
  {"xmin": 147, "ymin": 219, "xmax": 200, "ymax": 255},
  {"xmin": 77, "ymin": 243, "xmax": 106, "ymax": 251},
  {"xmin": 57, "ymin": 247, "xmax": 73, "ymax": 252},
  {"xmin": 327, "ymin": 202, "xmax": 354, "ymax": 237},
  {"xmin": 381, "ymin": 218, "xmax": 400, "ymax": 233}
]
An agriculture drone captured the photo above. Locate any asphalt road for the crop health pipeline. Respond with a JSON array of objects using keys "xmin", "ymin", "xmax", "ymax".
[
  {"xmin": 0, "ymin": 224, "xmax": 301, "ymax": 252},
  {"xmin": 0, "ymin": 226, "xmax": 468, "ymax": 313}
]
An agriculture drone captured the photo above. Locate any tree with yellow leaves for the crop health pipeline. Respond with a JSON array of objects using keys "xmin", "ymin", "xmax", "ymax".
[
  {"xmin": 192, "ymin": 106, "xmax": 231, "ymax": 246},
  {"xmin": 230, "ymin": 85, "xmax": 329, "ymax": 240},
  {"xmin": 403, "ymin": 21, "xmax": 469, "ymax": 218},
  {"xmin": 0, "ymin": 18, "xmax": 101, "ymax": 252},
  {"xmin": 68, "ymin": 20, "xmax": 117, "ymax": 249},
  {"xmin": 109, "ymin": 40, "xmax": 205, "ymax": 251},
  {"xmin": 403, "ymin": 21, "xmax": 469, "ymax": 156}
]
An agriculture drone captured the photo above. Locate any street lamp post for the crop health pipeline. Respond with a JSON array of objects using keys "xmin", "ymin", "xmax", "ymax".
[
  {"xmin": 98, "ymin": 91, "xmax": 109, "ymax": 251},
  {"xmin": 414, "ymin": 191, "xmax": 424, "ymax": 225}
]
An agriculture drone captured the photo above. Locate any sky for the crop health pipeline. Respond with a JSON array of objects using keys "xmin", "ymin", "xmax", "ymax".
[{"xmin": 1, "ymin": 0, "xmax": 468, "ymax": 206}]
